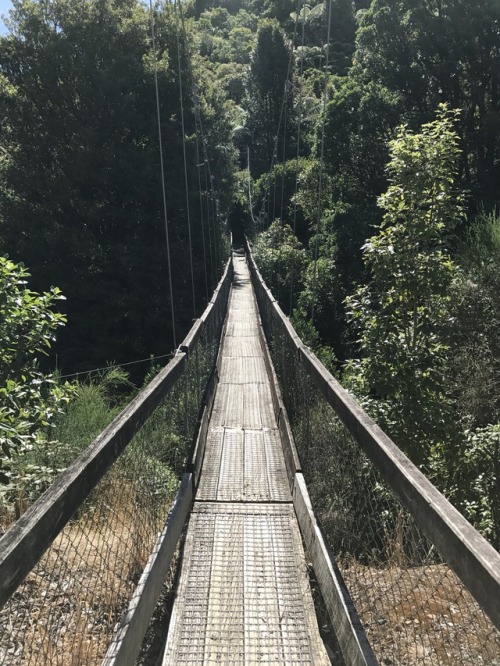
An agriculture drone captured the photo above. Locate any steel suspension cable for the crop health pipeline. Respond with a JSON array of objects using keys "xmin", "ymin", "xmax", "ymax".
[
  {"xmin": 149, "ymin": 0, "xmax": 177, "ymax": 349},
  {"xmin": 289, "ymin": 0, "xmax": 306, "ymax": 314},
  {"xmin": 175, "ymin": 0, "xmax": 196, "ymax": 319},
  {"xmin": 257, "ymin": 6, "xmax": 301, "ymax": 228},
  {"xmin": 194, "ymin": 113, "xmax": 210, "ymax": 303},
  {"xmin": 200, "ymin": 126, "xmax": 223, "ymax": 272},
  {"xmin": 203, "ymin": 164, "xmax": 216, "ymax": 288},
  {"xmin": 279, "ymin": 87, "xmax": 289, "ymax": 224},
  {"xmin": 177, "ymin": 0, "xmax": 227, "ymax": 274},
  {"xmin": 311, "ymin": 0, "xmax": 333, "ymax": 325},
  {"xmin": 247, "ymin": 147, "xmax": 257, "ymax": 231}
]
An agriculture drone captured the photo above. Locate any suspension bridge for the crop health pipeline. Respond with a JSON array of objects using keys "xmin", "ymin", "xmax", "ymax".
[{"xmin": 0, "ymin": 244, "xmax": 499, "ymax": 665}]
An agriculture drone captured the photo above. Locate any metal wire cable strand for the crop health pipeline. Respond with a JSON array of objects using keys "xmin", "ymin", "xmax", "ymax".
[
  {"xmin": 149, "ymin": 0, "xmax": 177, "ymax": 349},
  {"xmin": 175, "ymin": 0, "xmax": 197, "ymax": 319},
  {"xmin": 257, "ymin": 5, "xmax": 301, "ymax": 228},
  {"xmin": 311, "ymin": 0, "xmax": 333, "ymax": 325},
  {"xmin": 289, "ymin": 0, "xmax": 306, "ymax": 315},
  {"xmin": 176, "ymin": 0, "xmax": 227, "ymax": 281}
]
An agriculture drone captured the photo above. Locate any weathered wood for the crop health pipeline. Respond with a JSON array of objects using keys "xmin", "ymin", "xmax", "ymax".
[
  {"xmin": 191, "ymin": 368, "xmax": 219, "ymax": 488},
  {"xmin": 277, "ymin": 407, "xmax": 301, "ymax": 490},
  {"xmin": 102, "ymin": 473, "xmax": 194, "ymax": 666},
  {"xmin": 163, "ymin": 503, "xmax": 330, "ymax": 665},
  {"xmin": 164, "ymin": 253, "xmax": 330, "ymax": 664},
  {"xmin": 251, "ymin": 279, "xmax": 301, "ymax": 489},
  {"xmin": 245, "ymin": 242, "xmax": 500, "ymax": 631},
  {"xmin": 299, "ymin": 345, "xmax": 500, "ymax": 631},
  {"xmin": 178, "ymin": 318, "xmax": 204, "ymax": 356},
  {"xmin": 293, "ymin": 473, "xmax": 379, "ymax": 666},
  {"xmin": 191, "ymin": 404, "xmax": 209, "ymax": 485},
  {"xmin": 0, "ymin": 352, "xmax": 187, "ymax": 609},
  {"xmin": 257, "ymin": 319, "xmax": 280, "ymax": 418},
  {"xmin": 215, "ymin": 302, "xmax": 230, "ymax": 376}
]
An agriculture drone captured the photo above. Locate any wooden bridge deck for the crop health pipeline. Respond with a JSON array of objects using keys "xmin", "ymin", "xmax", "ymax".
[{"xmin": 162, "ymin": 253, "xmax": 330, "ymax": 665}]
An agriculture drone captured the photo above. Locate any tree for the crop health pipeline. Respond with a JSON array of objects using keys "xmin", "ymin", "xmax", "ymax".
[
  {"xmin": 0, "ymin": 257, "xmax": 70, "ymax": 484},
  {"xmin": 345, "ymin": 106, "xmax": 464, "ymax": 466},
  {"xmin": 324, "ymin": 0, "xmax": 357, "ymax": 76},
  {"xmin": 452, "ymin": 210, "xmax": 500, "ymax": 429},
  {"xmin": 0, "ymin": 0, "xmax": 235, "ymax": 377},
  {"xmin": 253, "ymin": 219, "xmax": 307, "ymax": 312},
  {"xmin": 354, "ymin": 0, "xmax": 500, "ymax": 209},
  {"xmin": 245, "ymin": 21, "xmax": 294, "ymax": 178},
  {"xmin": 321, "ymin": 79, "xmax": 401, "ymax": 293}
]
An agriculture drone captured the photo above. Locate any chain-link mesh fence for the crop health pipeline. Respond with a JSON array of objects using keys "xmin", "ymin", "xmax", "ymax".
[
  {"xmin": 250, "ymin": 255, "xmax": 500, "ymax": 666},
  {"xmin": 0, "ymin": 264, "xmax": 231, "ymax": 665}
]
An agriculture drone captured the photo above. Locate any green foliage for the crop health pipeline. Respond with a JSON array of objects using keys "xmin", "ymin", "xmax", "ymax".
[
  {"xmin": 354, "ymin": 0, "xmax": 500, "ymax": 207},
  {"xmin": 253, "ymin": 220, "xmax": 307, "ymax": 312},
  {"xmin": 324, "ymin": 79, "xmax": 400, "ymax": 202},
  {"xmin": 0, "ymin": 256, "xmax": 71, "ymax": 484},
  {"xmin": 345, "ymin": 106, "xmax": 464, "ymax": 465},
  {"xmin": 453, "ymin": 425, "xmax": 500, "ymax": 548},
  {"xmin": 292, "ymin": 158, "xmax": 334, "ymax": 230},
  {"xmin": 53, "ymin": 367, "xmax": 133, "ymax": 463},
  {"xmin": 245, "ymin": 20, "xmax": 294, "ymax": 177},
  {"xmin": 0, "ymin": 0, "xmax": 234, "ymax": 375},
  {"xmin": 252, "ymin": 158, "xmax": 309, "ymax": 236},
  {"xmin": 324, "ymin": 0, "xmax": 357, "ymax": 76},
  {"xmin": 452, "ymin": 210, "xmax": 500, "ymax": 428}
]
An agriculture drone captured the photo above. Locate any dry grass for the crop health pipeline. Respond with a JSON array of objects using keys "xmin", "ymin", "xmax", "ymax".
[
  {"xmin": 341, "ymin": 560, "xmax": 500, "ymax": 665},
  {"xmin": 0, "ymin": 468, "xmax": 174, "ymax": 665}
]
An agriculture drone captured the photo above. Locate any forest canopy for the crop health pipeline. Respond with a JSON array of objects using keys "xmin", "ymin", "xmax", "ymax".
[{"xmin": 0, "ymin": 0, "xmax": 499, "ymax": 544}]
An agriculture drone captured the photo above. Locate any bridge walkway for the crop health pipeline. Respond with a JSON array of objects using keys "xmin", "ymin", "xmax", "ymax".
[{"xmin": 162, "ymin": 252, "xmax": 331, "ymax": 664}]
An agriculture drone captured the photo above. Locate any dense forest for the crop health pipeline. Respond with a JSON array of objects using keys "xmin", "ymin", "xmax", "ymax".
[{"xmin": 0, "ymin": 0, "xmax": 499, "ymax": 546}]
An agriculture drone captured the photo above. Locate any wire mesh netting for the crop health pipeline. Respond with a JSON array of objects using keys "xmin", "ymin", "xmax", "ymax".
[
  {"xmin": 255, "ymin": 278, "xmax": 500, "ymax": 665},
  {"xmin": 0, "ymin": 269, "xmax": 229, "ymax": 665}
]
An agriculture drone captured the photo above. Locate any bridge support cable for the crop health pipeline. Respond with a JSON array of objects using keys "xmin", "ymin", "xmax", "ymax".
[
  {"xmin": 311, "ymin": 0, "xmax": 333, "ymax": 326},
  {"xmin": 257, "ymin": 1, "xmax": 301, "ymax": 230},
  {"xmin": 247, "ymin": 241, "xmax": 500, "ymax": 663},
  {"xmin": 175, "ymin": 0, "xmax": 231, "ymax": 289},
  {"xmin": 0, "ymin": 263, "xmax": 233, "ymax": 665},
  {"xmin": 194, "ymin": 114, "xmax": 210, "ymax": 304},
  {"xmin": 289, "ymin": 2, "xmax": 306, "ymax": 314},
  {"xmin": 175, "ymin": 0, "xmax": 197, "ymax": 319},
  {"xmin": 148, "ymin": 0, "xmax": 177, "ymax": 350}
]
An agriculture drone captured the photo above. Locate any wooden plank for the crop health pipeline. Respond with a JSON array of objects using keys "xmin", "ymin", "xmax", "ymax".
[
  {"xmin": 277, "ymin": 407, "xmax": 301, "ymax": 490},
  {"xmin": 258, "ymin": 321, "xmax": 280, "ymax": 418},
  {"xmin": 191, "ymin": 404, "xmax": 209, "ymax": 486},
  {"xmin": 0, "ymin": 352, "xmax": 187, "ymax": 609},
  {"xmin": 187, "ymin": 262, "xmax": 233, "ymax": 486},
  {"xmin": 215, "ymin": 296, "xmax": 230, "ymax": 376},
  {"xmin": 164, "ymin": 503, "xmax": 330, "ymax": 664},
  {"xmin": 196, "ymin": 428, "xmax": 290, "ymax": 502},
  {"xmin": 200, "ymin": 258, "xmax": 232, "ymax": 335},
  {"xmin": 293, "ymin": 473, "xmax": 379, "ymax": 666},
  {"xmin": 102, "ymin": 473, "xmax": 194, "ymax": 666}
]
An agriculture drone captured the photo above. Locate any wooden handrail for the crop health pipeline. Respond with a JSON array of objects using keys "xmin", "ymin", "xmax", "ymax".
[
  {"xmin": 0, "ymin": 352, "xmax": 186, "ymax": 609},
  {"xmin": 246, "ymin": 242, "xmax": 500, "ymax": 631},
  {"xmin": 0, "ymin": 259, "xmax": 233, "ymax": 610}
]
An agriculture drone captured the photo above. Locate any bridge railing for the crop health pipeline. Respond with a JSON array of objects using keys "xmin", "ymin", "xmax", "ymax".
[
  {"xmin": 247, "ymin": 244, "xmax": 500, "ymax": 665},
  {"xmin": 0, "ymin": 260, "xmax": 232, "ymax": 666}
]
